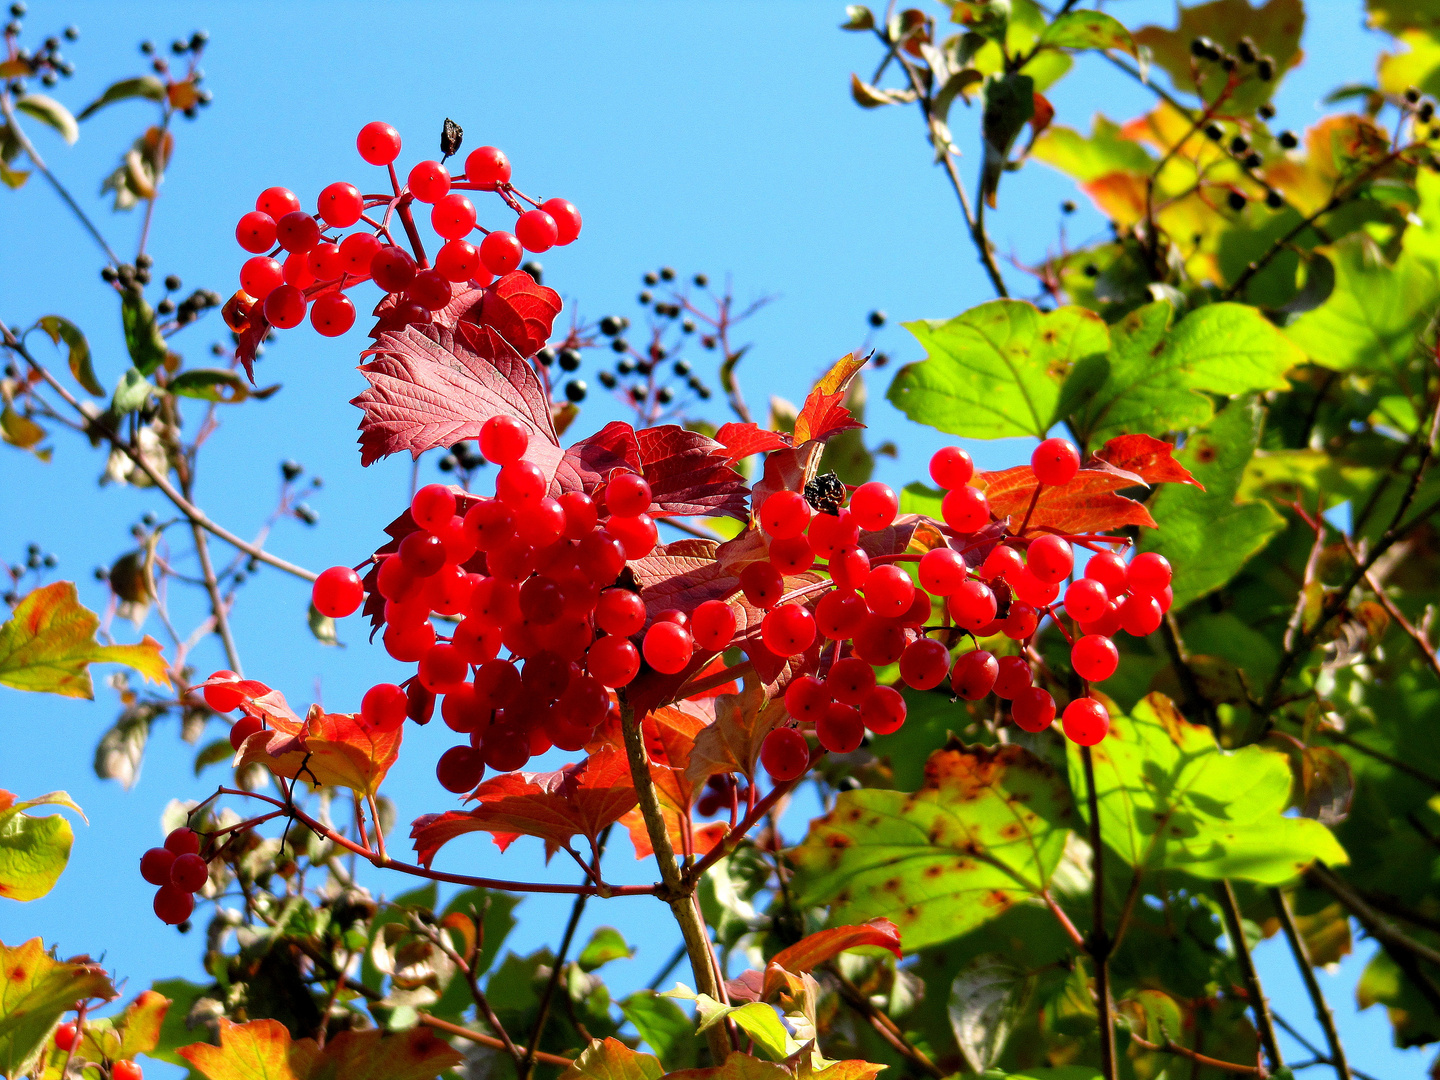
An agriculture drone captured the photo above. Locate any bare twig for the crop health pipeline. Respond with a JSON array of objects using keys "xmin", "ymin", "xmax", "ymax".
[
  {"xmin": 1130, "ymin": 1032, "xmax": 1263, "ymax": 1075},
  {"xmin": 1269, "ymin": 887, "xmax": 1350, "ymax": 1080},
  {"xmin": 1217, "ymin": 879, "xmax": 1283, "ymax": 1072},
  {"xmin": 523, "ymin": 859, "xmax": 596, "ymax": 1080},
  {"xmin": 1081, "ymin": 746, "xmax": 1118, "ymax": 1080},
  {"xmin": 1342, "ymin": 535, "xmax": 1440, "ymax": 683},
  {"xmin": 831, "ymin": 967, "xmax": 944, "ymax": 1078}
]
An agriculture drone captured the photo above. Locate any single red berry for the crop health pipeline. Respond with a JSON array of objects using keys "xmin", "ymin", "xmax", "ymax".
[
  {"xmin": 559, "ymin": 491, "xmax": 598, "ymax": 538},
  {"xmin": 153, "ymin": 885, "xmax": 194, "ymax": 925},
  {"xmin": 371, "ymin": 245, "xmax": 417, "ymax": 293},
  {"xmin": 929, "ymin": 446, "xmax": 974, "ymax": 489},
  {"xmin": 408, "ymin": 269, "xmax": 453, "ymax": 310},
  {"xmin": 1072, "ymin": 635, "xmax": 1119, "ymax": 682},
  {"xmin": 643, "ymin": 621, "xmax": 694, "ymax": 673},
  {"xmin": 408, "ymin": 680, "xmax": 437, "ymax": 724},
  {"xmin": 283, "ymin": 250, "xmax": 315, "ymax": 289},
  {"xmin": 411, "ymin": 484, "xmax": 457, "ymax": 532},
  {"xmin": 274, "ymin": 210, "xmax": 320, "ymax": 253},
  {"xmin": 432, "ymin": 193, "xmax": 477, "ymax": 239},
  {"xmin": 860, "ymin": 685, "xmax": 907, "ymax": 734},
  {"xmin": 815, "ymin": 591, "xmax": 866, "ymax": 640},
  {"xmin": 516, "ymin": 209, "xmax": 559, "ymax": 252},
  {"xmin": 761, "ymin": 604, "xmax": 817, "ymax": 656},
  {"xmin": 807, "ymin": 508, "xmax": 859, "ymax": 558},
  {"xmin": 1032, "ymin": 438, "xmax": 1080, "ymax": 487},
  {"xmin": 941, "ymin": 486, "xmax": 990, "ymax": 533},
  {"xmin": 862, "ymin": 564, "xmax": 915, "ymax": 619},
  {"xmin": 140, "ymin": 846, "xmax": 176, "ymax": 886},
  {"xmin": 605, "ymin": 472, "xmax": 652, "ymax": 517},
  {"xmin": 383, "ymin": 619, "xmax": 436, "ymax": 662},
  {"xmin": 784, "ymin": 675, "xmax": 831, "ymax": 722},
  {"xmin": 519, "ymin": 575, "xmax": 565, "ymax": 625},
  {"xmin": 850, "ymin": 481, "xmax": 899, "ymax": 532},
  {"xmin": 338, "ymin": 231, "xmax": 382, "ymax": 276},
  {"xmin": 578, "ymin": 530, "xmax": 628, "ymax": 583},
  {"xmin": 1012, "ymin": 687, "xmax": 1057, "ymax": 732},
  {"xmin": 376, "ymin": 554, "xmax": 416, "ymax": 602},
  {"xmin": 951, "ymin": 649, "xmax": 999, "ymax": 700},
  {"xmin": 918, "ymin": 547, "xmax": 967, "ymax": 596},
  {"xmin": 420, "ymin": 642, "xmax": 471, "ymax": 692},
  {"xmin": 1127, "ymin": 552, "xmax": 1173, "ymax": 597},
  {"xmin": 557, "ymin": 674, "xmax": 609, "ymax": 730},
  {"xmin": 980, "ymin": 544, "xmax": 1025, "ymax": 582},
  {"xmin": 770, "ymin": 535, "xmax": 815, "ymax": 574},
  {"xmin": 170, "ymin": 852, "xmax": 209, "ymax": 893},
  {"xmin": 307, "ymin": 241, "xmax": 344, "ymax": 282},
  {"xmin": 408, "ymin": 159, "xmax": 451, "ymax": 203},
  {"xmin": 607, "ymin": 513, "xmax": 658, "ymax": 559},
  {"xmin": 516, "ymin": 498, "xmax": 567, "ymax": 550},
  {"xmin": 498, "ymin": 460, "xmax": 547, "ymax": 507},
  {"xmin": 113, "ymin": 1061, "xmax": 143, "ymax": 1080},
  {"xmin": 54, "ymin": 1021, "xmax": 78, "ymax": 1052},
  {"xmin": 480, "ymin": 414, "xmax": 530, "ymax": 465},
  {"xmin": 437, "ymin": 745, "xmax": 485, "ymax": 793},
  {"xmin": 1084, "ymin": 550, "xmax": 1128, "ymax": 595},
  {"xmin": 1002, "ymin": 601, "xmax": 1040, "ymax": 641},
  {"xmin": 948, "ymin": 579, "xmax": 998, "ymax": 632},
  {"xmin": 1063, "ymin": 578, "xmax": 1109, "ymax": 623},
  {"xmin": 465, "ymin": 146, "xmax": 512, "ymax": 186},
  {"xmin": 473, "ymin": 659, "xmax": 522, "ymax": 710},
  {"xmin": 903, "ymin": 589, "xmax": 933, "ymax": 627},
  {"xmin": 993, "ymin": 655, "xmax": 1033, "ymax": 700},
  {"xmin": 399, "ymin": 530, "xmax": 447, "ymax": 576},
  {"xmin": 481, "ymin": 724, "xmax": 531, "ymax": 772},
  {"xmin": 452, "ymin": 615, "xmax": 502, "ymax": 664},
  {"xmin": 317, "ymin": 181, "xmax": 363, "ymax": 227},
  {"xmin": 202, "ymin": 670, "xmax": 244, "ymax": 712},
  {"xmin": 826, "ymin": 656, "xmax": 876, "ymax": 706},
  {"xmin": 1062, "ymin": 698, "xmax": 1110, "ymax": 745},
  {"xmin": 436, "ymin": 238, "xmax": 481, "ymax": 282},
  {"xmin": 428, "ymin": 563, "xmax": 477, "ymax": 616},
  {"xmin": 588, "ymin": 635, "xmax": 640, "ymax": 686},
  {"xmin": 595, "ymin": 588, "xmax": 645, "ymax": 636},
  {"xmin": 1027, "ymin": 534, "xmax": 1074, "ymax": 585},
  {"xmin": 1158, "ymin": 585, "xmax": 1174, "ymax": 613},
  {"xmin": 760, "ymin": 490, "xmax": 812, "ymax": 539},
  {"xmin": 256, "ymin": 186, "xmax": 300, "ymax": 218},
  {"xmin": 1078, "ymin": 599, "xmax": 1124, "ymax": 639},
  {"xmin": 817, "ymin": 701, "xmax": 865, "ymax": 753},
  {"xmin": 236, "ymin": 211, "xmax": 278, "ymax": 255},
  {"xmin": 263, "ymin": 284, "xmax": 306, "ymax": 329},
  {"xmin": 692, "ymin": 599, "xmax": 738, "ymax": 651},
  {"xmin": 480, "ymin": 230, "xmax": 523, "ymax": 275},
  {"xmin": 829, "ymin": 546, "xmax": 871, "ymax": 594},
  {"xmin": 240, "ymin": 256, "xmax": 284, "ymax": 300},
  {"xmin": 741, "ymin": 562, "xmax": 786, "ymax": 609},
  {"xmin": 1009, "ymin": 568, "xmax": 1059, "ymax": 609},
  {"xmin": 357, "ymin": 121, "xmax": 402, "ymax": 165},
  {"xmin": 899, "ymin": 637, "xmax": 950, "ymax": 690},
  {"xmin": 850, "ymin": 614, "xmax": 908, "ymax": 666},
  {"xmin": 312, "ymin": 565, "xmax": 364, "ymax": 618},
  {"xmin": 760, "ymin": 727, "xmax": 811, "ymax": 781},
  {"xmin": 361, "ymin": 683, "xmax": 408, "ymax": 731},
  {"xmin": 541, "ymin": 198, "xmax": 582, "ymax": 244},
  {"xmin": 1118, "ymin": 593, "xmax": 1163, "ymax": 636}
]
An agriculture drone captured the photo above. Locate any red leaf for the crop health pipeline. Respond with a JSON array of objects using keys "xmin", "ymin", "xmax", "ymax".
[
  {"xmin": 634, "ymin": 425, "xmax": 749, "ymax": 519},
  {"xmin": 975, "ymin": 465, "xmax": 1157, "ymax": 533},
  {"xmin": 553, "ymin": 420, "xmax": 642, "ymax": 496},
  {"xmin": 793, "ymin": 353, "xmax": 866, "ymax": 444},
  {"xmin": 1091, "ymin": 433, "xmax": 1204, "ymax": 490},
  {"xmin": 409, "ymin": 746, "xmax": 636, "ymax": 865},
  {"xmin": 368, "ymin": 285, "xmax": 488, "ymax": 340},
  {"xmin": 714, "ymin": 422, "xmax": 792, "ymax": 463},
  {"xmin": 236, "ymin": 316, "xmax": 269, "ymax": 383},
  {"xmin": 351, "ymin": 322, "xmax": 563, "ymax": 470},
  {"xmin": 468, "ymin": 272, "xmax": 562, "ymax": 358},
  {"xmin": 770, "ymin": 919, "xmax": 903, "ymax": 973}
]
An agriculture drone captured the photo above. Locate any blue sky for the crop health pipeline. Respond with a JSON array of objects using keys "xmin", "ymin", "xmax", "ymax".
[{"xmin": 0, "ymin": 1, "xmax": 1422, "ymax": 1075}]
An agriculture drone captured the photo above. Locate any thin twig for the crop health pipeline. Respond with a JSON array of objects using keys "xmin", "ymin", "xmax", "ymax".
[
  {"xmin": 1081, "ymin": 746, "xmax": 1118, "ymax": 1080},
  {"xmin": 523, "ymin": 853, "xmax": 597, "ymax": 1080},
  {"xmin": 1130, "ymin": 1032, "xmax": 1263, "ymax": 1075},
  {"xmin": 1269, "ymin": 887, "xmax": 1350, "ymax": 1080},
  {"xmin": 1342, "ymin": 535, "xmax": 1440, "ymax": 683},
  {"xmin": 1217, "ymin": 879, "xmax": 1283, "ymax": 1072},
  {"xmin": 420, "ymin": 1014, "xmax": 575, "ymax": 1067},
  {"xmin": 831, "ymin": 968, "xmax": 944, "ymax": 1078},
  {"xmin": 188, "ymin": 513, "xmax": 242, "ymax": 675}
]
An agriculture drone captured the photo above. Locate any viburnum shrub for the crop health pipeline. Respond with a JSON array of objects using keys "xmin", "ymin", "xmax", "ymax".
[{"xmin": 8, "ymin": 3, "xmax": 1440, "ymax": 1078}]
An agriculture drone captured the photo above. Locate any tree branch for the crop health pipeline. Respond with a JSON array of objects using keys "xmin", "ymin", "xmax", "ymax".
[
  {"xmin": 1217, "ymin": 879, "xmax": 1283, "ymax": 1073},
  {"xmin": 523, "ymin": 862, "xmax": 594, "ymax": 1080},
  {"xmin": 1130, "ymin": 1032, "xmax": 1263, "ymax": 1075},
  {"xmin": 1080, "ymin": 745, "xmax": 1118, "ymax": 1080},
  {"xmin": 1269, "ymin": 886, "xmax": 1350, "ymax": 1080}
]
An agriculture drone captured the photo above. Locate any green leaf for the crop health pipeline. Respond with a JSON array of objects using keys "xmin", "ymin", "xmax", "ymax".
[
  {"xmin": 1069, "ymin": 301, "xmax": 1303, "ymax": 445},
  {"xmin": 890, "ymin": 301, "xmax": 1108, "ymax": 440},
  {"xmin": 76, "ymin": 75, "xmax": 166, "ymax": 121},
  {"xmin": 577, "ymin": 926, "xmax": 634, "ymax": 972},
  {"xmin": 619, "ymin": 992, "xmax": 701, "ymax": 1071},
  {"xmin": 949, "ymin": 954, "xmax": 1033, "ymax": 1071},
  {"xmin": 0, "ymin": 581, "xmax": 169, "ymax": 699},
  {"xmin": 144, "ymin": 978, "xmax": 211, "ymax": 1067},
  {"xmin": 110, "ymin": 367, "xmax": 155, "ymax": 417},
  {"xmin": 790, "ymin": 742, "xmax": 1075, "ymax": 951},
  {"xmin": 121, "ymin": 292, "xmax": 169, "ymax": 376},
  {"xmin": 0, "ymin": 159, "xmax": 29, "ymax": 188},
  {"xmin": 167, "ymin": 368, "xmax": 246, "ymax": 402},
  {"xmin": 0, "ymin": 938, "xmax": 115, "ymax": 1077},
  {"xmin": 0, "ymin": 791, "xmax": 83, "ymax": 901},
  {"xmin": 1069, "ymin": 693, "xmax": 1349, "ymax": 884},
  {"xmin": 1285, "ymin": 236, "xmax": 1438, "ymax": 372},
  {"xmin": 839, "ymin": 5, "xmax": 875, "ymax": 31},
  {"xmin": 307, "ymin": 602, "xmax": 339, "ymax": 647},
  {"xmin": 696, "ymin": 999, "xmax": 793, "ymax": 1061},
  {"xmin": 36, "ymin": 316, "xmax": 102, "ymax": 396},
  {"xmin": 1031, "ymin": 116, "xmax": 1154, "ymax": 184},
  {"xmin": 981, "ymin": 72, "xmax": 1034, "ymax": 207},
  {"xmin": 1140, "ymin": 398, "xmax": 1285, "ymax": 608},
  {"xmin": 1038, "ymin": 10, "xmax": 1136, "ymax": 55},
  {"xmin": 14, "ymin": 94, "xmax": 77, "ymax": 144},
  {"xmin": 193, "ymin": 738, "xmax": 234, "ymax": 776}
]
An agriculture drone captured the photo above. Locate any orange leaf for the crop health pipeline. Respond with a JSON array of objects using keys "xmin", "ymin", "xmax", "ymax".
[
  {"xmin": 177, "ymin": 1017, "xmax": 462, "ymax": 1080},
  {"xmin": 1091, "ymin": 432, "xmax": 1204, "ymax": 489},
  {"xmin": 975, "ymin": 465, "xmax": 1157, "ymax": 533},
  {"xmin": 686, "ymin": 681, "xmax": 789, "ymax": 786},
  {"xmin": 769, "ymin": 919, "xmax": 903, "ymax": 974},
  {"xmin": 714, "ymin": 422, "xmax": 793, "ymax": 463},
  {"xmin": 793, "ymin": 353, "xmax": 866, "ymax": 445}
]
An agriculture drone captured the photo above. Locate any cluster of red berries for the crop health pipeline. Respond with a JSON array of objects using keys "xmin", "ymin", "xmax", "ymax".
[
  {"xmin": 138, "ymin": 826, "xmax": 210, "ymax": 926},
  {"xmin": 223, "ymin": 120, "xmax": 580, "ymax": 342},
  {"xmin": 52, "ymin": 1022, "xmax": 142, "ymax": 1079}
]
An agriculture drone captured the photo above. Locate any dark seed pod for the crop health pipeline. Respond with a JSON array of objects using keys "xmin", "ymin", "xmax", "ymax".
[{"xmin": 440, "ymin": 117, "xmax": 463, "ymax": 160}]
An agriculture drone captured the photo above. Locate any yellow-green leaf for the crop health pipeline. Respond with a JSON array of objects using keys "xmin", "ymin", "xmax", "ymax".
[
  {"xmin": 0, "ymin": 581, "xmax": 170, "ymax": 699},
  {"xmin": 562, "ymin": 1036, "xmax": 664, "ymax": 1080},
  {"xmin": 0, "ymin": 404, "xmax": 46, "ymax": 451},
  {"xmin": 177, "ymin": 1017, "xmax": 463, "ymax": 1080},
  {"xmin": 77, "ymin": 989, "xmax": 169, "ymax": 1063},
  {"xmin": 0, "ymin": 938, "xmax": 115, "ymax": 1078},
  {"xmin": 76, "ymin": 75, "xmax": 166, "ymax": 121},
  {"xmin": 0, "ymin": 790, "xmax": 83, "ymax": 902},
  {"xmin": 14, "ymin": 95, "xmax": 77, "ymax": 145},
  {"xmin": 36, "ymin": 316, "xmax": 102, "ymax": 396}
]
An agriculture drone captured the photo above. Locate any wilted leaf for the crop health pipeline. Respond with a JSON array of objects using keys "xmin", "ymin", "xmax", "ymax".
[
  {"xmin": 0, "ymin": 938, "xmax": 115, "ymax": 1077},
  {"xmin": 36, "ymin": 316, "xmax": 102, "ymax": 396},
  {"xmin": 0, "ymin": 404, "xmax": 46, "ymax": 451},
  {"xmin": 850, "ymin": 74, "xmax": 918, "ymax": 108},
  {"xmin": 0, "ymin": 790, "xmax": 83, "ymax": 901}
]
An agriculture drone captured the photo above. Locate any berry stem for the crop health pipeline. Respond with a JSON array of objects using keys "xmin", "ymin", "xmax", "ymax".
[
  {"xmin": 393, "ymin": 193, "xmax": 430, "ymax": 269},
  {"xmin": 674, "ymin": 659, "xmax": 755, "ymax": 700}
]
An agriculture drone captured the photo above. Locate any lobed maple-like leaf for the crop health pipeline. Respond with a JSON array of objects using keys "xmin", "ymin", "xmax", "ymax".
[
  {"xmin": 634, "ymin": 425, "xmax": 750, "ymax": 519},
  {"xmin": 1090, "ymin": 432, "xmax": 1204, "ymax": 489},
  {"xmin": 793, "ymin": 353, "xmax": 867, "ymax": 444},
  {"xmin": 975, "ymin": 465, "xmax": 1158, "ymax": 533},
  {"xmin": 769, "ymin": 920, "xmax": 903, "ymax": 974},
  {"xmin": 177, "ymin": 1017, "xmax": 462, "ymax": 1080},
  {"xmin": 686, "ymin": 681, "xmax": 789, "ymax": 786},
  {"xmin": 714, "ymin": 422, "xmax": 793, "ymax": 463},
  {"xmin": 368, "ymin": 284, "xmax": 487, "ymax": 340},
  {"xmin": 471, "ymin": 271, "xmax": 563, "ymax": 358},
  {"xmin": 0, "ymin": 938, "xmax": 115, "ymax": 1077},
  {"xmin": 0, "ymin": 581, "xmax": 169, "ymax": 699},
  {"xmin": 409, "ymin": 747, "xmax": 637, "ymax": 865}
]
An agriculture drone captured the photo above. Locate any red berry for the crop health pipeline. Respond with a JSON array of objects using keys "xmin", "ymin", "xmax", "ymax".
[
  {"xmin": 559, "ymin": 491, "xmax": 599, "ymax": 538},
  {"xmin": 862, "ymin": 564, "xmax": 914, "ymax": 619},
  {"xmin": 263, "ymin": 284, "xmax": 306, "ymax": 329},
  {"xmin": 376, "ymin": 555, "xmax": 416, "ymax": 601},
  {"xmin": 240, "ymin": 256, "xmax": 284, "ymax": 300},
  {"xmin": 1127, "ymin": 552, "xmax": 1173, "ymax": 597},
  {"xmin": 437, "ymin": 745, "xmax": 485, "ymax": 793},
  {"xmin": 310, "ymin": 291, "xmax": 355, "ymax": 337},
  {"xmin": 929, "ymin": 446, "xmax": 974, "ymax": 489},
  {"xmin": 408, "ymin": 159, "xmax": 451, "ymax": 203},
  {"xmin": 541, "ymin": 198, "xmax": 582, "ymax": 244},
  {"xmin": 235, "ymin": 211, "xmax": 276, "ymax": 254},
  {"xmin": 899, "ymin": 637, "xmax": 950, "ymax": 690},
  {"xmin": 607, "ymin": 514, "xmax": 658, "ymax": 559},
  {"xmin": 643, "ymin": 621, "xmax": 694, "ymax": 674},
  {"xmin": 1158, "ymin": 585, "xmax": 1174, "ymax": 613},
  {"xmin": 760, "ymin": 490, "xmax": 812, "ymax": 538},
  {"xmin": 420, "ymin": 643, "xmax": 471, "ymax": 693},
  {"xmin": 473, "ymin": 659, "xmax": 522, "ymax": 710},
  {"xmin": 1072, "ymin": 635, "xmax": 1119, "ymax": 682},
  {"xmin": 453, "ymin": 616, "xmax": 502, "ymax": 664},
  {"xmin": 918, "ymin": 547, "xmax": 967, "ymax": 596},
  {"xmin": 1009, "ymin": 568, "xmax": 1059, "ymax": 609},
  {"xmin": 903, "ymin": 589, "xmax": 933, "ymax": 627},
  {"xmin": 153, "ymin": 885, "xmax": 194, "ymax": 925},
  {"xmin": 1078, "ymin": 600, "xmax": 1123, "ymax": 639},
  {"xmin": 948, "ymin": 580, "xmax": 998, "ymax": 632},
  {"xmin": 1012, "ymin": 687, "xmax": 1056, "ymax": 732},
  {"xmin": 951, "ymin": 649, "xmax": 999, "ymax": 700},
  {"xmin": 980, "ymin": 544, "xmax": 1025, "ymax": 582},
  {"xmin": 498, "ymin": 461, "xmax": 547, "ymax": 507},
  {"xmin": 275, "ymin": 210, "xmax": 320, "ymax": 253},
  {"xmin": 761, "ymin": 604, "xmax": 816, "ymax": 656},
  {"xmin": 993, "ymin": 656, "xmax": 1032, "ymax": 700},
  {"xmin": 1062, "ymin": 698, "xmax": 1110, "ymax": 745},
  {"xmin": 312, "ymin": 565, "xmax": 364, "ymax": 618},
  {"xmin": 362, "ymin": 683, "xmax": 408, "ymax": 731},
  {"xmin": 1084, "ymin": 550, "xmax": 1128, "ymax": 595},
  {"xmin": 578, "ymin": 530, "xmax": 628, "ymax": 584},
  {"xmin": 140, "ymin": 846, "xmax": 176, "ymax": 886},
  {"xmin": 826, "ymin": 656, "xmax": 876, "ymax": 706},
  {"xmin": 1032, "ymin": 438, "xmax": 1080, "ymax": 487},
  {"xmin": 1119, "ymin": 593, "xmax": 1163, "ymax": 636},
  {"xmin": 741, "ymin": 562, "xmax": 786, "ymax": 609},
  {"xmin": 480, "ymin": 231, "xmax": 524, "ymax": 275},
  {"xmin": 443, "ymin": 684, "xmax": 485, "ymax": 735},
  {"xmin": 851, "ymin": 614, "xmax": 908, "ymax": 666},
  {"xmin": 770, "ymin": 536, "xmax": 816, "ymax": 574},
  {"xmin": 817, "ymin": 702, "xmax": 865, "ymax": 753},
  {"xmin": 465, "ymin": 146, "xmax": 512, "ymax": 186},
  {"xmin": 317, "ymin": 181, "xmax": 363, "ymax": 227},
  {"xmin": 692, "ymin": 600, "xmax": 738, "ymax": 651},
  {"xmin": 283, "ymin": 249, "xmax": 315, "ymax": 289},
  {"xmin": 408, "ymin": 269, "xmax": 453, "ymax": 311},
  {"xmin": 829, "ymin": 546, "xmax": 871, "ymax": 594},
  {"xmin": 519, "ymin": 575, "xmax": 564, "ymax": 625},
  {"xmin": 588, "ymin": 635, "xmax": 640, "ymax": 686},
  {"xmin": 54, "ymin": 1021, "xmax": 78, "ymax": 1052},
  {"xmin": 784, "ymin": 675, "xmax": 831, "ymax": 722},
  {"xmin": 1002, "ymin": 601, "xmax": 1039, "ymax": 641},
  {"xmin": 594, "ymin": 588, "xmax": 645, "ymax": 636},
  {"xmin": 1027, "ymin": 534, "xmax": 1074, "ymax": 585},
  {"xmin": 399, "ymin": 530, "xmax": 447, "ymax": 576},
  {"xmin": 815, "ymin": 591, "xmax": 866, "ymax": 640},
  {"xmin": 849, "ymin": 481, "xmax": 899, "ymax": 532},
  {"xmin": 1063, "ymin": 578, "xmax": 1109, "ymax": 623},
  {"xmin": 384, "ymin": 619, "xmax": 435, "ymax": 662},
  {"xmin": 605, "ymin": 472, "xmax": 652, "ymax": 517},
  {"xmin": 860, "ymin": 685, "xmax": 907, "ymax": 734},
  {"xmin": 357, "ymin": 121, "xmax": 402, "ymax": 165},
  {"xmin": 760, "ymin": 727, "xmax": 810, "ymax": 781},
  {"xmin": 516, "ymin": 209, "xmax": 559, "ymax": 252},
  {"xmin": 113, "ymin": 1062, "xmax": 143, "ymax": 1080},
  {"xmin": 480, "ymin": 415, "xmax": 530, "ymax": 465},
  {"xmin": 371, "ymin": 245, "xmax": 417, "ymax": 293},
  {"xmin": 203, "ymin": 670, "xmax": 244, "ymax": 712},
  {"xmin": 308, "ymin": 242, "xmax": 343, "ymax": 282},
  {"xmin": 410, "ymin": 484, "xmax": 457, "ymax": 532},
  {"xmin": 808, "ymin": 509, "xmax": 859, "ymax": 558},
  {"xmin": 338, "ymin": 232, "xmax": 382, "ymax": 276},
  {"xmin": 941, "ymin": 486, "xmax": 990, "ymax": 533},
  {"xmin": 436, "ymin": 238, "xmax": 481, "ymax": 282},
  {"xmin": 170, "ymin": 852, "xmax": 208, "ymax": 893},
  {"xmin": 256, "ymin": 186, "xmax": 299, "ymax": 218},
  {"xmin": 432, "ymin": 193, "xmax": 477, "ymax": 240},
  {"xmin": 227, "ymin": 713, "xmax": 262, "ymax": 752}
]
